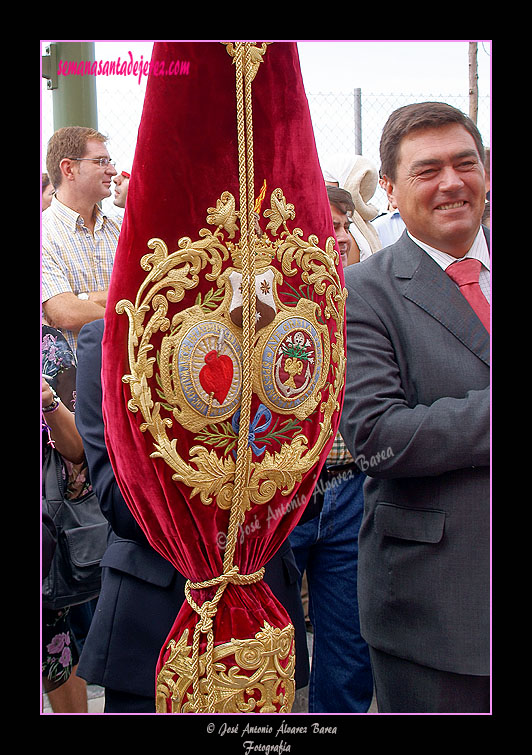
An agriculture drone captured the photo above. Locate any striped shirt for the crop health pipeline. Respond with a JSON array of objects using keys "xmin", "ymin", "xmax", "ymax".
[{"xmin": 42, "ymin": 196, "xmax": 122, "ymax": 351}]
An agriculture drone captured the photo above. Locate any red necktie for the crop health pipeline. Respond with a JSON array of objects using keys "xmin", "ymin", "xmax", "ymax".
[{"xmin": 446, "ymin": 258, "xmax": 490, "ymax": 333}]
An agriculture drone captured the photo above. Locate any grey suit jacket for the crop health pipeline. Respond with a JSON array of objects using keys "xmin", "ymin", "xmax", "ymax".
[{"xmin": 339, "ymin": 230, "xmax": 490, "ymax": 676}]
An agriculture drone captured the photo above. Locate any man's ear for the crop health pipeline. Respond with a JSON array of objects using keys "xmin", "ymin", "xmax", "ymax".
[
  {"xmin": 59, "ymin": 157, "xmax": 78, "ymax": 183},
  {"xmin": 381, "ymin": 174, "xmax": 398, "ymax": 209}
]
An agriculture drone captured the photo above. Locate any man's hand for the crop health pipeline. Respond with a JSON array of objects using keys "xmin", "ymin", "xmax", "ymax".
[{"xmin": 42, "ymin": 291, "xmax": 107, "ymax": 335}]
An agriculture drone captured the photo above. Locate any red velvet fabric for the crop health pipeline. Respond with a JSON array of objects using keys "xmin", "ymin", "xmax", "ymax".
[{"xmin": 101, "ymin": 42, "xmax": 344, "ymax": 711}]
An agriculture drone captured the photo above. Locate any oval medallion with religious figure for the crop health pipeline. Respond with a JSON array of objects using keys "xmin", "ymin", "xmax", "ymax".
[{"xmin": 256, "ymin": 304, "xmax": 329, "ymax": 420}]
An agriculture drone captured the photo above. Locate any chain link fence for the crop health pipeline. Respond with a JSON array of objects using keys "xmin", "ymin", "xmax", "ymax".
[
  {"xmin": 307, "ymin": 90, "xmax": 490, "ymax": 213},
  {"xmin": 41, "ymin": 77, "xmax": 490, "ymax": 217}
]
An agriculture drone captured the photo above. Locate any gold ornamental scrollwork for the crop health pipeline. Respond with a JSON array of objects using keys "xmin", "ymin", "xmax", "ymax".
[
  {"xmin": 116, "ymin": 188, "xmax": 346, "ymax": 515},
  {"xmin": 115, "ymin": 41, "xmax": 347, "ymax": 715},
  {"xmin": 156, "ymin": 621, "xmax": 295, "ymax": 713}
]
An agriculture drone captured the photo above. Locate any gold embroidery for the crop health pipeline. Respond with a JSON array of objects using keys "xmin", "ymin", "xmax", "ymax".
[
  {"xmin": 207, "ymin": 191, "xmax": 239, "ymax": 239},
  {"xmin": 116, "ymin": 191, "xmax": 345, "ymax": 512},
  {"xmin": 156, "ymin": 621, "xmax": 295, "ymax": 713},
  {"xmin": 225, "ymin": 42, "xmax": 271, "ymax": 84},
  {"xmin": 116, "ymin": 41, "xmax": 346, "ymax": 714}
]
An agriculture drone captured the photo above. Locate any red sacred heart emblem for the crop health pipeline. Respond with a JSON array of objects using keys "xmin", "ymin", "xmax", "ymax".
[{"xmin": 199, "ymin": 350, "xmax": 234, "ymax": 405}]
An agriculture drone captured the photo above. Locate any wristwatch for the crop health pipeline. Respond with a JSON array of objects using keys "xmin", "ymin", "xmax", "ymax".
[
  {"xmin": 77, "ymin": 292, "xmax": 89, "ymax": 300},
  {"xmin": 43, "ymin": 387, "xmax": 61, "ymax": 413}
]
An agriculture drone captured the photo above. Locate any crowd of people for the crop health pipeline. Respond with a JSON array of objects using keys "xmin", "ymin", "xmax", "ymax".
[{"xmin": 42, "ymin": 99, "xmax": 490, "ymax": 715}]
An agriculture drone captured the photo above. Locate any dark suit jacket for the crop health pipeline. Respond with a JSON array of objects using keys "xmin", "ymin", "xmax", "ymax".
[
  {"xmin": 339, "ymin": 230, "xmax": 490, "ymax": 676},
  {"xmin": 75, "ymin": 319, "xmax": 308, "ymax": 697}
]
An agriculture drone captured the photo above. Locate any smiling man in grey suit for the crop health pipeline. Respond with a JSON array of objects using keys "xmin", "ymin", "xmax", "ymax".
[{"xmin": 340, "ymin": 102, "xmax": 490, "ymax": 713}]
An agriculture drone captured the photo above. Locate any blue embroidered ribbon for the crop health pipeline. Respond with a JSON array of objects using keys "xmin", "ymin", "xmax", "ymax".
[{"xmin": 232, "ymin": 403, "xmax": 272, "ymax": 457}]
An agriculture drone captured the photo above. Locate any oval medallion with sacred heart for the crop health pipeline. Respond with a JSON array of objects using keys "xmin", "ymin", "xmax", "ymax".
[{"xmin": 174, "ymin": 319, "xmax": 243, "ymax": 425}]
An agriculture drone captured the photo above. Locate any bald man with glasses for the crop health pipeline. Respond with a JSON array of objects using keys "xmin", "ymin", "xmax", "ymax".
[{"xmin": 42, "ymin": 127, "xmax": 122, "ymax": 352}]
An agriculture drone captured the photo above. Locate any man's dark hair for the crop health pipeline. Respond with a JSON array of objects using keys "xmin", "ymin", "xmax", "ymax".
[
  {"xmin": 380, "ymin": 101, "xmax": 485, "ymax": 182},
  {"xmin": 326, "ymin": 185, "xmax": 354, "ymax": 215}
]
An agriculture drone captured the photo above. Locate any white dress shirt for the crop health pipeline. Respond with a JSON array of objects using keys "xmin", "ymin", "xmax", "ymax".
[{"xmin": 408, "ymin": 227, "xmax": 490, "ymax": 303}]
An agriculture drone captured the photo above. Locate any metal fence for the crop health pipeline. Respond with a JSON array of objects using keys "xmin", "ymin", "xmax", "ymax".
[
  {"xmin": 41, "ymin": 79, "xmax": 490, "ymax": 216},
  {"xmin": 306, "ymin": 90, "xmax": 490, "ymax": 212}
]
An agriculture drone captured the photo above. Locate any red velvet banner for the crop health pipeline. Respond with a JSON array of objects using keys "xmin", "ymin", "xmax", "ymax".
[{"xmin": 101, "ymin": 41, "xmax": 346, "ymax": 713}]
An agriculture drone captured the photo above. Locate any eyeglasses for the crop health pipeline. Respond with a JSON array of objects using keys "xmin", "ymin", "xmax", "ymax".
[{"xmin": 68, "ymin": 157, "xmax": 115, "ymax": 168}]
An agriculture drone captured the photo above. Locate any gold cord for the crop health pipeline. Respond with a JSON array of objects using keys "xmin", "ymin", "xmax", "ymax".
[
  {"xmin": 186, "ymin": 565, "xmax": 265, "ymax": 709},
  {"xmin": 184, "ymin": 41, "xmax": 267, "ymax": 713},
  {"xmin": 119, "ymin": 41, "xmax": 345, "ymax": 712}
]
